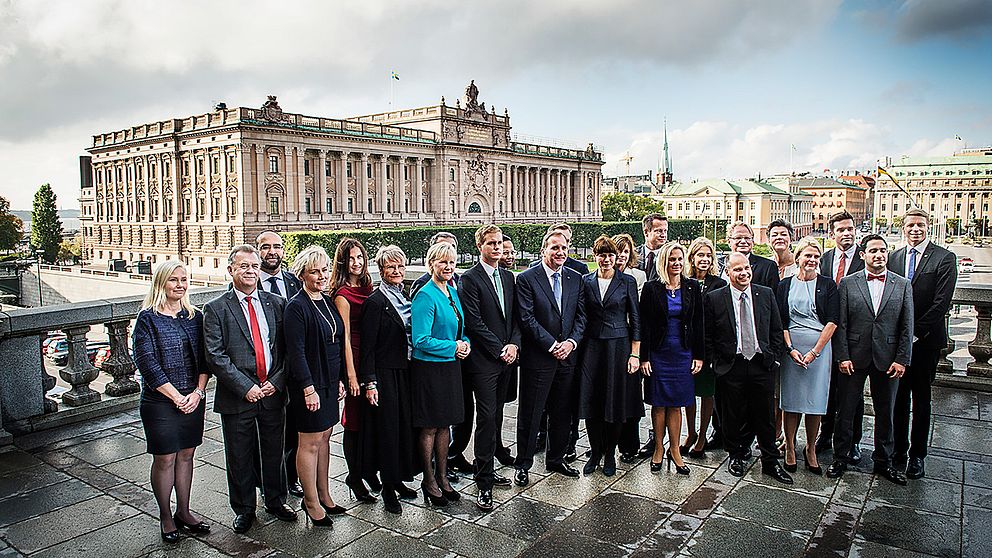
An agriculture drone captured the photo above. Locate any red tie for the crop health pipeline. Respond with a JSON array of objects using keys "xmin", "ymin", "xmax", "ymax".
[
  {"xmin": 835, "ymin": 251, "xmax": 846, "ymax": 285},
  {"xmin": 245, "ymin": 295, "xmax": 267, "ymax": 383},
  {"xmin": 868, "ymin": 273, "xmax": 885, "ymax": 282}
]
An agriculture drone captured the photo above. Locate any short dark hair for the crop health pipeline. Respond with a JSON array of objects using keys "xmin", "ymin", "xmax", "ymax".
[
  {"xmin": 827, "ymin": 210, "xmax": 855, "ymax": 232},
  {"xmin": 642, "ymin": 213, "xmax": 667, "ymax": 232},
  {"xmin": 859, "ymin": 233, "xmax": 887, "ymax": 254},
  {"xmin": 767, "ymin": 219, "xmax": 794, "ymax": 239},
  {"xmin": 592, "ymin": 235, "xmax": 618, "ymax": 255},
  {"xmin": 501, "ymin": 234, "xmax": 513, "ymax": 243}
]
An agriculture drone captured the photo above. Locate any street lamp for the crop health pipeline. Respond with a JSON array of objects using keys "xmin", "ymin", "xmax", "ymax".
[{"xmin": 35, "ymin": 249, "xmax": 44, "ymax": 307}]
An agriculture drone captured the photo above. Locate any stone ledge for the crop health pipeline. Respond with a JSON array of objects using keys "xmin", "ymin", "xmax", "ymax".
[
  {"xmin": 5, "ymin": 393, "xmax": 139, "ymax": 435},
  {"xmin": 935, "ymin": 374, "xmax": 992, "ymax": 393}
]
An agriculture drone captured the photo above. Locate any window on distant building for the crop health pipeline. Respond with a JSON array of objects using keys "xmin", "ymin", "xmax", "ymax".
[
  {"xmin": 268, "ymin": 155, "xmax": 279, "ymax": 173},
  {"xmin": 304, "ymin": 197, "xmax": 312, "ymax": 214},
  {"xmin": 367, "ymin": 163, "xmax": 372, "ymax": 178},
  {"xmin": 304, "ymin": 159, "xmax": 310, "ymax": 176},
  {"xmin": 449, "ymin": 168, "xmax": 456, "ymax": 181},
  {"xmin": 269, "ymin": 197, "xmax": 280, "ymax": 214},
  {"xmin": 468, "ymin": 202, "xmax": 482, "ymax": 214},
  {"xmin": 347, "ymin": 162, "xmax": 353, "ymax": 177},
  {"xmin": 326, "ymin": 198, "xmax": 333, "ymax": 213},
  {"xmin": 325, "ymin": 161, "xmax": 332, "ymax": 177}
]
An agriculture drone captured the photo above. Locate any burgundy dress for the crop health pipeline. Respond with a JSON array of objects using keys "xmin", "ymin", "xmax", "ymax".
[{"xmin": 336, "ymin": 284, "xmax": 373, "ymax": 431}]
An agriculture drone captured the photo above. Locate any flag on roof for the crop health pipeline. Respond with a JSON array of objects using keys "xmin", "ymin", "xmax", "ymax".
[{"xmin": 391, "ymin": 71, "xmax": 400, "ymax": 81}]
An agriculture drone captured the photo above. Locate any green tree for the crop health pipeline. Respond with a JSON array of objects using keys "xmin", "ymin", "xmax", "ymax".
[
  {"xmin": 0, "ymin": 196, "xmax": 23, "ymax": 252},
  {"xmin": 600, "ymin": 192, "xmax": 666, "ymax": 222},
  {"xmin": 31, "ymin": 183, "xmax": 63, "ymax": 263},
  {"xmin": 891, "ymin": 216, "xmax": 904, "ymax": 230},
  {"xmin": 59, "ymin": 237, "xmax": 81, "ymax": 264},
  {"xmin": 946, "ymin": 218, "xmax": 961, "ymax": 235}
]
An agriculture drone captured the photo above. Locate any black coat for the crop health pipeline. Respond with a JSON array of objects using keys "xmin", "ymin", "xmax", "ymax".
[
  {"xmin": 358, "ymin": 289, "xmax": 410, "ymax": 383},
  {"xmin": 459, "ymin": 263, "xmax": 521, "ymax": 372},
  {"xmin": 888, "ymin": 243, "xmax": 957, "ymax": 349},
  {"xmin": 639, "ymin": 278, "xmax": 703, "ymax": 361},
  {"xmin": 820, "ymin": 248, "xmax": 864, "ymax": 281},
  {"xmin": 704, "ymin": 284, "xmax": 784, "ymax": 376},
  {"xmin": 748, "ymin": 253, "xmax": 780, "ymax": 292},
  {"xmin": 581, "ymin": 272, "xmax": 641, "ymax": 341},
  {"xmin": 516, "ymin": 264, "xmax": 587, "ymax": 369},
  {"xmin": 283, "ymin": 292, "xmax": 345, "ymax": 390},
  {"xmin": 700, "ymin": 274, "xmax": 727, "ymax": 295},
  {"xmin": 776, "ymin": 275, "xmax": 839, "ymax": 329}
]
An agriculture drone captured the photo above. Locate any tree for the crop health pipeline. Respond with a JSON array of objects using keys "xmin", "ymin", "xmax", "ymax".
[
  {"xmin": 59, "ymin": 237, "xmax": 81, "ymax": 264},
  {"xmin": 0, "ymin": 196, "xmax": 22, "ymax": 252},
  {"xmin": 31, "ymin": 183, "xmax": 63, "ymax": 263},
  {"xmin": 946, "ymin": 218, "xmax": 961, "ymax": 235},
  {"xmin": 891, "ymin": 216, "xmax": 904, "ymax": 230},
  {"xmin": 600, "ymin": 192, "xmax": 666, "ymax": 221}
]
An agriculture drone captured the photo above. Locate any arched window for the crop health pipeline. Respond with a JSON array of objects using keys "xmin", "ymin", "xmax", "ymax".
[{"xmin": 468, "ymin": 202, "xmax": 482, "ymax": 214}]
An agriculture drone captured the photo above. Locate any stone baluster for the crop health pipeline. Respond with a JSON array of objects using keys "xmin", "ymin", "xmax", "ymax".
[
  {"xmin": 59, "ymin": 326, "xmax": 101, "ymax": 406},
  {"xmin": 967, "ymin": 302, "xmax": 992, "ymax": 377},
  {"xmin": 102, "ymin": 320, "xmax": 138, "ymax": 396},
  {"xmin": 937, "ymin": 311, "xmax": 955, "ymax": 375}
]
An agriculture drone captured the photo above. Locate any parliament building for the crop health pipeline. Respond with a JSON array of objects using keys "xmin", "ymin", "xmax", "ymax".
[{"xmin": 80, "ymin": 82, "xmax": 604, "ymax": 273}]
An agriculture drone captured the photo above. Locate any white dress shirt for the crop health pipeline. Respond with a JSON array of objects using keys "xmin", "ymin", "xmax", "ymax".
[
  {"xmin": 865, "ymin": 269, "xmax": 886, "ymax": 314},
  {"xmin": 259, "ymin": 270, "xmax": 287, "ymax": 299},
  {"xmin": 905, "ymin": 239, "xmax": 930, "ymax": 278},
  {"xmin": 480, "ymin": 260, "xmax": 501, "ymax": 295},
  {"xmin": 729, "ymin": 283, "xmax": 761, "ymax": 356},
  {"xmin": 234, "ymin": 287, "xmax": 273, "ymax": 374},
  {"xmin": 832, "ymin": 245, "xmax": 857, "ymax": 279}
]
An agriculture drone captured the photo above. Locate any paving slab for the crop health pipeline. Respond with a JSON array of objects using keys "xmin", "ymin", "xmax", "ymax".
[
  {"xmin": 717, "ymin": 481, "xmax": 829, "ymax": 534},
  {"xmin": 684, "ymin": 514, "xmax": 807, "ymax": 558},
  {"xmin": 422, "ymin": 518, "xmax": 529, "ymax": 558},
  {"xmin": 331, "ymin": 528, "xmax": 451, "ymax": 558},
  {"xmin": 856, "ymin": 501, "xmax": 961, "ymax": 558},
  {"xmin": 1, "ymin": 494, "xmax": 140, "ymax": 553},
  {"xmin": 477, "ymin": 496, "xmax": 571, "ymax": 542},
  {"xmin": 0, "ymin": 478, "xmax": 101, "ymax": 527}
]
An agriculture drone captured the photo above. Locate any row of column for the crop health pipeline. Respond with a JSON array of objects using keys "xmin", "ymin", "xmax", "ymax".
[{"xmin": 504, "ymin": 166, "xmax": 599, "ymax": 217}]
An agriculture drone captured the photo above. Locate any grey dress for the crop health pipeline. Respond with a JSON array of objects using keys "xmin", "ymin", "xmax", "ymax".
[{"xmin": 779, "ymin": 276, "xmax": 831, "ymax": 414}]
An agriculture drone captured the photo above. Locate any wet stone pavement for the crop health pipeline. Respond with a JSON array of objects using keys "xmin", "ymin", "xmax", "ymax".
[{"xmin": 1, "ymin": 385, "xmax": 991, "ymax": 557}]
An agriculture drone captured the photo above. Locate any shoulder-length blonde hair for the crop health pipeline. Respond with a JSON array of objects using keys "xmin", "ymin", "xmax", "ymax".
[
  {"xmin": 685, "ymin": 237, "xmax": 718, "ymax": 278},
  {"xmin": 426, "ymin": 242, "xmax": 458, "ymax": 280},
  {"xmin": 142, "ymin": 260, "xmax": 197, "ymax": 318},
  {"xmin": 291, "ymin": 245, "xmax": 331, "ymax": 280},
  {"xmin": 792, "ymin": 236, "xmax": 823, "ymax": 260},
  {"xmin": 330, "ymin": 237, "xmax": 372, "ymax": 292},
  {"xmin": 656, "ymin": 242, "xmax": 686, "ymax": 286}
]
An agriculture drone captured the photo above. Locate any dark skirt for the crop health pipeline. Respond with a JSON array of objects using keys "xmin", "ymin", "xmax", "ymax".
[
  {"xmin": 140, "ymin": 390, "xmax": 205, "ymax": 455},
  {"xmin": 410, "ymin": 359, "xmax": 464, "ymax": 428},
  {"xmin": 288, "ymin": 385, "xmax": 340, "ymax": 433},
  {"xmin": 694, "ymin": 366, "xmax": 716, "ymax": 398},
  {"xmin": 578, "ymin": 336, "xmax": 644, "ymax": 423},
  {"xmin": 358, "ymin": 366, "xmax": 418, "ymax": 483}
]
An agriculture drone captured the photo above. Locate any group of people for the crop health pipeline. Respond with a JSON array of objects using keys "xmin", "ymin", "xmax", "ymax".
[{"xmin": 132, "ymin": 208, "xmax": 956, "ymax": 542}]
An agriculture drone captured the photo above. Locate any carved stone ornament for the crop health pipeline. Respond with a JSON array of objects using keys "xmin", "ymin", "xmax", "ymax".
[
  {"xmin": 404, "ymin": 179, "xmax": 412, "ymax": 194},
  {"xmin": 386, "ymin": 179, "xmax": 394, "ymax": 195},
  {"xmin": 463, "ymin": 80, "xmax": 487, "ymax": 119},
  {"xmin": 449, "ymin": 182, "xmax": 458, "ymax": 196},
  {"xmin": 347, "ymin": 177, "xmax": 357, "ymax": 195},
  {"xmin": 260, "ymin": 95, "xmax": 290, "ymax": 123},
  {"xmin": 466, "ymin": 153, "xmax": 491, "ymax": 194},
  {"xmin": 443, "ymin": 122, "xmax": 465, "ymax": 142}
]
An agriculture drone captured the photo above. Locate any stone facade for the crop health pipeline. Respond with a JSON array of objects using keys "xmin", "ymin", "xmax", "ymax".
[
  {"xmin": 790, "ymin": 176, "xmax": 868, "ymax": 233},
  {"xmin": 80, "ymin": 85, "xmax": 603, "ymax": 274}
]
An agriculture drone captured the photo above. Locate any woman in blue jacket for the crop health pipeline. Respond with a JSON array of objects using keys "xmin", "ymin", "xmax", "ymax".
[{"xmin": 411, "ymin": 242, "xmax": 471, "ymax": 506}]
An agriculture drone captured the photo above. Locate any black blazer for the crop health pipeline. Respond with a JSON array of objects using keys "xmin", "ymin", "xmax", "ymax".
[
  {"xmin": 700, "ymin": 274, "xmax": 727, "ymax": 295},
  {"xmin": 582, "ymin": 272, "xmax": 641, "ymax": 341},
  {"xmin": 280, "ymin": 270, "xmax": 302, "ymax": 299},
  {"xmin": 516, "ymin": 264, "xmax": 587, "ymax": 369},
  {"xmin": 358, "ymin": 289, "xmax": 410, "ymax": 383},
  {"xmin": 820, "ymin": 248, "xmax": 864, "ymax": 281},
  {"xmin": 704, "ymin": 284, "xmax": 784, "ymax": 376},
  {"xmin": 459, "ymin": 263, "xmax": 521, "ymax": 372},
  {"xmin": 283, "ymin": 291, "xmax": 345, "ymax": 390},
  {"xmin": 639, "ymin": 278, "xmax": 703, "ymax": 361},
  {"xmin": 888, "ymin": 242, "xmax": 957, "ymax": 349},
  {"xmin": 528, "ymin": 257, "xmax": 590, "ymax": 275},
  {"xmin": 749, "ymin": 253, "xmax": 780, "ymax": 292},
  {"xmin": 776, "ymin": 275, "xmax": 839, "ymax": 329}
]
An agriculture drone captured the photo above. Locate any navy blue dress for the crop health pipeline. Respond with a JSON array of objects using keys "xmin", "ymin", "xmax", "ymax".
[{"xmin": 645, "ymin": 289, "xmax": 694, "ymax": 407}]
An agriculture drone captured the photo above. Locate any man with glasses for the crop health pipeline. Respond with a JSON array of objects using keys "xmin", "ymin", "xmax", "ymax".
[{"xmin": 723, "ymin": 222, "xmax": 780, "ymax": 292}]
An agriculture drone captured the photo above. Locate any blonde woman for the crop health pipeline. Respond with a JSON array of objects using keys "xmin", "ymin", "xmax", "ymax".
[{"xmin": 133, "ymin": 260, "xmax": 210, "ymax": 543}]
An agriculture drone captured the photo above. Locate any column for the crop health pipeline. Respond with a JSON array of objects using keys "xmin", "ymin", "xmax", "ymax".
[
  {"xmin": 360, "ymin": 152, "xmax": 370, "ymax": 214},
  {"xmin": 316, "ymin": 149, "xmax": 327, "ymax": 215},
  {"xmin": 204, "ymin": 150, "xmax": 214, "ymax": 222},
  {"xmin": 338, "ymin": 151, "xmax": 349, "ymax": 215},
  {"xmin": 524, "ymin": 167, "xmax": 531, "ymax": 213},
  {"xmin": 378, "ymin": 155, "xmax": 389, "ymax": 215},
  {"xmin": 414, "ymin": 157, "xmax": 423, "ymax": 216},
  {"xmin": 220, "ymin": 150, "xmax": 229, "ymax": 221},
  {"xmin": 296, "ymin": 146, "xmax": 306, "ymax": 218},
  {"xmin": 552, "ymin": 169, "xmax": 559, "ymax": 214},
  {"xmin": 255, "ymin": 145, "xmax": 267, "ymax": 216},
  {"xmin": 155, "ymin": 154, "xmax": 164, "ymax": 221}
]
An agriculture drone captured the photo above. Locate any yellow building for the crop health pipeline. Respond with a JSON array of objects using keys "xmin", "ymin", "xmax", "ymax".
[{"xmin": 788, "ymin": 176, "xmax": 868, "ymax": 233}]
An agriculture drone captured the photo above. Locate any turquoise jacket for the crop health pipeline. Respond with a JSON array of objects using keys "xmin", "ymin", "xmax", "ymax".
[{"xmin": 412, "ymin": 280, "xmax": 470, "ymax": 362}]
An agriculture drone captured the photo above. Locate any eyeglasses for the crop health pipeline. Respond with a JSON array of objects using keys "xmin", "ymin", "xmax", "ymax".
[{"xmin": 730, "ymin": 236, "xmax": 754, "ymax": 242}]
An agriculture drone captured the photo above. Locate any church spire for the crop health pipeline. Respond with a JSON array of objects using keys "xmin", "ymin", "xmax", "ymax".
[{"xmin": 658, "ymin": 118, "xmax": 673, "ymax": 186}]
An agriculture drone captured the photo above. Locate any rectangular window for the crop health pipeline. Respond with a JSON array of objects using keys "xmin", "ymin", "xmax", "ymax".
[
  {"xmin": 326, "ymin": 198, "xmax": 333, "ymax": 213},
  {"xmin": 305, "ymin": 197, "xmax": 312, "ymax": 214},
  {"xmin": 164, "ymin": 163, "xmax": 171, "ymax": 178},
  {"xmin": 347, "ymin": 198, "xmax": 354, "ymax": 212},
  {"xmin": 325, "ymin": 160, "xmax": 332, "ymax": 177},
  {"xmin": 182, "ymin": 198, "xmax": 190, "ymax": 215},
  {"xmin": 405, "ymin": 167, "xmax": 410, "ymax": 180},
  {"xmin": 270, "ymin": 197, "xmax": 280, "ymax": 214},
  {"xmin": 366, "ymin": 163, "xmax": 372, "ymax": 178},
  {"xmin": 304, "ymin": 159, "xmax": 311, "ymax": 176},
  {"xmin": 228, "ymin": 155, "xmax": 236, "ymax": 173},
  {"xmin": 347, "ymin": 162, "xmax": 353, "ymax": 178},
  {"xmin": 386, "ymin": 166, "xmax": 392, "ymax": 179},
  {"xmin": 268, "ymin": 155, "xmax": 279, "ymax": 173},
  {"xmin": 183, "ymin": 161, "xmax": 190, "ymax": 176}
]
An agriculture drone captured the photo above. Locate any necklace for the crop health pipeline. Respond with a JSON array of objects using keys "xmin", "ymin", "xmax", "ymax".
[{"xmin": 309, "ymin": 292, "xmax": 339, "ymax": 342}]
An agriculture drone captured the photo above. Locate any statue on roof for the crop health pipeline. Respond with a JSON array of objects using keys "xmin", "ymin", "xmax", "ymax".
[
  {"xmin": 463, "ymin": 79, "xmax": 486, "ymax": 117},
  {"xmin": 259, "ymin": 95, "xmax": 288, "ymax": 123}
]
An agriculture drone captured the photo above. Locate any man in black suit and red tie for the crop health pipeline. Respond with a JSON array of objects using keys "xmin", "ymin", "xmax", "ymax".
[
  {"xmin": 458, "ymin": 225, "xmax": 521, "ymax": 511},
  {"xmin": 704, "ymin": 252, "xmax": 793, "ymax": 484},
  {"xmin": 816, "ymin": 211, "xmax": 867, "ymax": 461},
  {"xmin": 514, "ymin": 230, "xmax": 587, "ymax": 486},
  {"xmin": 887, "ymin": 208, "xmax": 957, "ymax": 480}
]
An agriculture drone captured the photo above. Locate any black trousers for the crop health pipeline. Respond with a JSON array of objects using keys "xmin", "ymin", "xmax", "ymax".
[
  {"xmin": 449, "ymin": 367, "xmax": 476, "ymax": 459},
  {"xmin": 821, "ymin": 362, "xmax": 864, "ymax": 447},
  {"xmin": 515, "ymin": 364, "xmax": 576, "ymax": 470},
  {"xmin": 284, "ymin": 410, "xmax": 298, "ymax": 485},
  {"xmin": 618, "ymin": 416, "xmax": 642, "ymax": 455},
  {"xmin": 894, "ymin": 344, "xmax": 938, "ymax": 459},
  {"xmin": 221, "ymin": 405, "xmax": 287, "ymax": 515},
  {"xmin": 833, "ymin": 365, "xmax": 898, "ymax": 466},
  {"xmin": 716, "ymin": 356, "xmax": 779, "ymax": 465},
  {"xmin": 469, "ymin": 363, "xmax": 513, "ymax": 491}
]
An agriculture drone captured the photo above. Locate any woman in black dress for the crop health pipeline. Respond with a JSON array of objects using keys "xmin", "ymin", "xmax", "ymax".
[
  {"xmin": 578, "ymin": 236, "xmax": 642, "ymax": 476},
  {"xmin": 133, "ymin": 260, "xmax": 210, "ymax": 543},
  {"xmin": 358, "ymin": 245, "xmax": 419, "ymax": 514},
  {"xmin": 284, "ymin": 245, "xmax": 347, "ymax": 527}
]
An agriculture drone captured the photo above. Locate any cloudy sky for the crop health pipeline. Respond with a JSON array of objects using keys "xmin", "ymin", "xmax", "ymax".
[{"xmin": 1, "ymin": 0, "xmax": 990, "ymax": 210}]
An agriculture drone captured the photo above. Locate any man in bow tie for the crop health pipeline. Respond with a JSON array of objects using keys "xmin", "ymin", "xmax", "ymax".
[{"xmin": 827, "ymin": 234, "xmax": 914, "ymax": 486}]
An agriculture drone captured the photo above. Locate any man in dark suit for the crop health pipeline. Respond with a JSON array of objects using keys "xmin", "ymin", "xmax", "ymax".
[
  {"xmin": 459, "ymin": 225, "xmax": 521, "ymax": 511},
  {"xmin": 203, "ymin": 245, "xmax": 296, "ymax": 533},
  {"xmin": 704, "ymin": 252, "xmax": 792, "ymax": 484},
  {"xmin": 887, "ymin": 209, "xmax": 956, "ymax": 479},
  {"xmin": 255, "ymin": 231, "xmax": 304, "ymax": 497},
  {"xmin": 817, "ymin": 211, "xmax": 867, "ymax": 459},
  {"xmin": 411, "ymin": 232, "xmax": 461, "ymax": 297},
  {"xmin": 514, "ymin": 230, "xmax": 587, "ymax": 485},
  {"xmin": 827, "ymin": 234, "xmax": 913, "ymax": 485},
  {"xmin": 496, "ymin": 235, "xmax": 519, "ymax": 466}
]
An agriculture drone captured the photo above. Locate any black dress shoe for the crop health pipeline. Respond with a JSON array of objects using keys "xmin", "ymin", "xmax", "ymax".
[
  {"xmin": 906, "ymin": 457, "xmax": 925, "ymax": 480},
  {"xmin": 619, "ymin": 452, "xmax": 637, "ymax": 464},
  {"xmin": 563, "ymin": 450, "xmax": 578, "ymax": 463},
  {"xmin": 875, "ymin": 465, "xmax": 908, "ymax": 486},
  {"xmin": 173, "ymin": 513, "xmax": 210, "ymax": 534},
  {"xmin": 492, "ymin": 472, "xmax": 512, "ymax": 487},
  {"xmin": 582, "ymin": 459, "xmax": 598, "ymax": 475},
  {"xmin": 547, "ymin": 463, "xmax": 580, "ymax": 478},
  {"xmin": 288, "ymin": 481, "xmax": 304, "ymax": 498},
  {"xmin": 848, "ymin": 446, "xmax": 862, "ymax": 464},
  {"xmin": 496, "ymin": 448, "xmax": 515, "ymax": 467},
  {"xmin": 448, "ymin": 454, "xmax": 475, "ymax": 474},
  {"xmin": 265, "ymin": 503, "xmax": 298, "ymax": 522},
  {"xmin": 602, "ymin": 455, "xmax": 617, "ymax": 477},
  {"xmin": 637, "ymin": 439, "xmax": 656, "ymax": 459},
  {"xmin": 825, "ymin": 461, "xmax": 847, "ymax": 479},
  {"xmin": 762, "ymin": 462, "xmax": 794, "ymax": 485},
  {"xmin": 232, "ymin": 513, "xmax": 255, "ymax": 534},
  {"xmin": 727, "ymin": 457, "xmax": 746, "ymax": 477},
  {"xmin": 514, "ymin": 468, "xmax": 529, "ymax": 487},
  {"xmin": 477, "ymin": 489, "xmax": 494, "ymax": 512}
]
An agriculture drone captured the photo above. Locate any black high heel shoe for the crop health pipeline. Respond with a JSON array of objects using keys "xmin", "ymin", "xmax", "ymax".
[
  {"xmin": 440, "ymin": 485, "xmax": 461, "ymax": 502},
  {"xmin": 602, "ymin": 454, "xmax": 617, "ymax": 477},
  {"xmin": 421, "ymin": 483, "xmax": 448, "ymax": 507},
  {"xmin": 302, "ymin": 506, "xmax": 333, "ymax": 527},
  {"xmin": 650, "ymin": 460, "xmax": 664, "ymax": 472},
  {"xmin": 173, "ymin": 513, "xmax": 210, "ymax": 534},
  {"xmin": 320, "ymin": 502, "xmax": 347, "ymax": 515},
  {"xmin": 667, "ymin": 450, "xmax": 690, "ymax": 476},
  {"xmin": 804, "ymin": 445, "xmax": 823, "ymax": 476},
  {"xmin": 365, "ymin": 475, "xmax": 382, "ymax": 493},
  {"xmin": 382, "ymin": 487, "xmax": 402, "ymax": 515},
  {"xmin": 346, "ymin": 477, "xmax": 377, "ymax": 503},
  {"xmin": 395, "ymin": 483, "xmax": 418, "ymax": 500},
  {"xmin": 160, "ymin": 529, "xmax": 180, "ymax": 544},
  {"xmin": 686, "ymin": 447, "xmax": 707, "ymax": 459},
  {"xmin": 679, "ymin": 433, "xmax": 698, "ymax": 454},
  {"xmin": 784, "ymin": 448, "xmax": 798, "ymax": 473}
]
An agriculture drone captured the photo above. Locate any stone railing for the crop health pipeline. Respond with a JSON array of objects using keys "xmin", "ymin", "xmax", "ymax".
[
  {"xmin": 935, "ymin": 284, "xmax": 992, "ymax": 391},
  {"xmin": 0, "ymin": 287, "xmax": 226, "ymax": 444}
]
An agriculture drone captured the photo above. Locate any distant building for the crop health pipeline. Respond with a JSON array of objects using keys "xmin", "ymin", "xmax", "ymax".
[
  {"xmin": 80, "ymin": 83, "xmax": 604, "ymax": 273},
  {"xmin": 655, "ymin": 120, "xmax": 673, "ymax": 188},
  {"xmin": 874, "ymin": 148, "xmax": 992, "ymax": 234},
  {"xmin": 783, "ymin": 175, "xmax": 868, "ymax": 233},
  {"xmin": 602, "ymin": 173, "xmax": 657, "ymax": 195}
]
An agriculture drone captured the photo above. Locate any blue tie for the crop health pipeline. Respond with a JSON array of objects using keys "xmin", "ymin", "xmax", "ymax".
[
  {"xmin": 907, "ymin": 248, "xmax": 917, "ymax": 281},
  {"xmin": 552, "ymin": 271, "xmax": 562, "ymax": 310}
]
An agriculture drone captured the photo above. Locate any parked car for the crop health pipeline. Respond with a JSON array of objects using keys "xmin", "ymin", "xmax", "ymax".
[
  {"xmin": 41, "ymin": 332, "xmax": 65, "ymax": 356},
  {"xmin": 959, "ymin": 257, "xmax": 975, "ymax": 273},
  {"xmin": 47, "ymin": 340, "xmax": 111, "ymax": 367},
  {"xmin": 93, "ymin": 346, "xmax": 135, "ymax": 370}
]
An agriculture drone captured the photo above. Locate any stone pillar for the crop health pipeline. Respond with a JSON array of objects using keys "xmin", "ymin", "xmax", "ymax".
[
  {"xmin": 414, "ymin": 157, "xmax": 423, "ymax": 216},
  {"xmin": 255, "ymin": 145, "xmax": 267, "ymax": 216},
  {"xmin": 360, "ymin": 153, "xmax": 370, "ymax": 214},
  {"xmin": 204, "ymin": 151, "xmax": 214, "ymax": 223},
  {"xmin": 968, "ymin": 302, "xmax": 992, "ymax": 377},
  {"xmin": 102, "ymin": 320, "xmax": 139, "ymax": 396},
  {"xmin": 937, "ymin": 311, "xmax": 955, "ymax": 375},
  {"xmin": 524, "ymin": 167, "xmax": 531, "ymax": 214},
  {"xmin": 59, "ymin": 326, "xmax": 101, "ymax": 406},
  {"xmin": 378, "ymin": 155, "xmax": 389, "ymax": 215},
  {"xmin": 284, "ymin": 146, "xmax": 297, "ymax": 219},
  {"xmin": 338, "ymin": 151, "xmax": 349, "ymax": 216},
  {"xmin": 219, "ymin": 151, "xmax": 229, "ymax": 222},
  {"xmin": 316, "ymin": 149, "xmax": 327, "ymax": 215},
  {"xmin": 297, "ymin": 147, "xmax": 307, "ymax": 216}
]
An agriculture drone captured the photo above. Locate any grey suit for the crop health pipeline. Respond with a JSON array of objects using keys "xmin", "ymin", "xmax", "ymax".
[
  {"xmin": 833, "ymin": 271, "xmax": 914, "ymax": 467},
  {"xmin": 203, "ymin": 289, "xmax": 288, "ymax": 514}
]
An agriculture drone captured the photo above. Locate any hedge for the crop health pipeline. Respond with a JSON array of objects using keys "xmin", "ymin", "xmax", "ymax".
[{"xmin": 284, "ymin": 220, "xmax": 726, "ymax": 266}]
